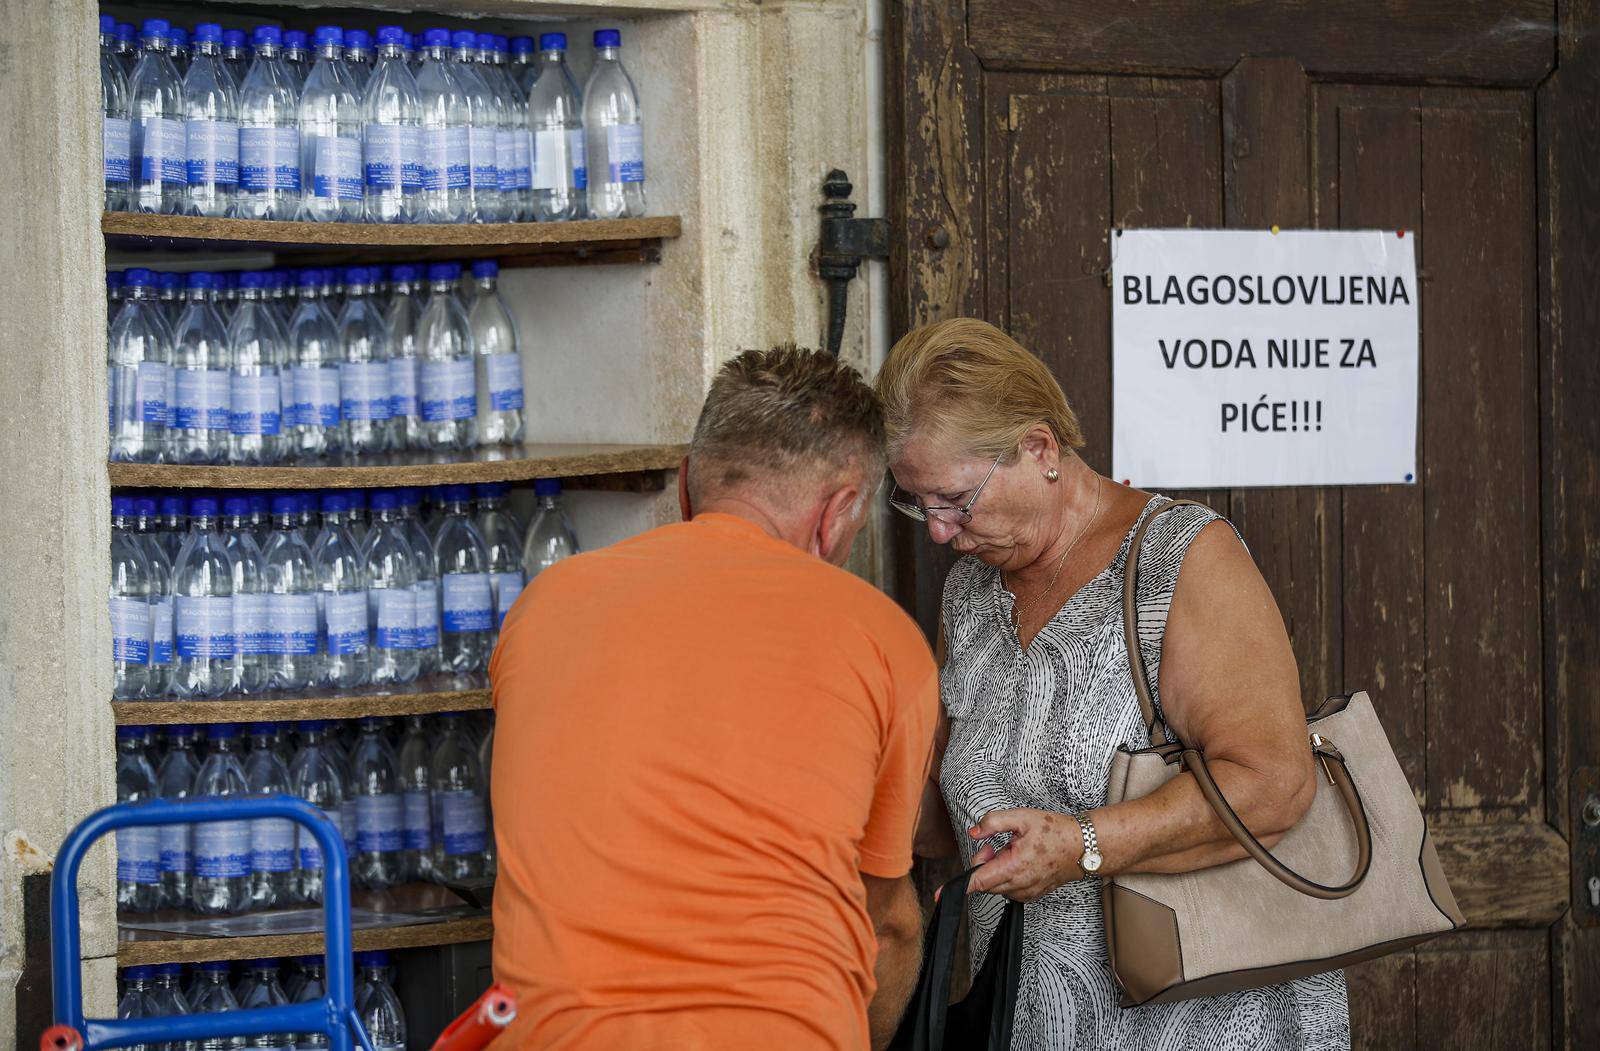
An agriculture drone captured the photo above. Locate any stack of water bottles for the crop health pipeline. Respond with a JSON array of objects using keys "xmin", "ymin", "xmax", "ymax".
[
  {"xmin": 100, "ymin": 11, "xmax": 647, "ymax": 222},
  {"xmin": 116, "ymin": 714, "xmax": 493, "ymax": 919},
  {"xmin": 107, "ymin": 256, "xmax": 525, "ymax": 464},
  {"xmin": 111, "ymin": 481, "xmax": 578, "ymax": 700},
  {"xmin": 118, "ymin": 953, "xmax": 408, "ymax": 1048}
]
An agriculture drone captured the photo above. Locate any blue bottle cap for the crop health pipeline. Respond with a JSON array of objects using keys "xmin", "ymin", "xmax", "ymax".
[
  {"xmin": 284, "ymin": 30, "xmax": 307, "ymax": 49},
  {"xmin": 116, "ymin": 24, "xmax": 135, "ymax": 44},
  {"xmin": 188, "ymin": 496, "xmax": 219, "ymax": 516},
  {"xmin": 355, "ymin": 950, "xmax": 392, "ymax": 966},
  {"xmin": 539, "ymin": 33, "xmax": 567, "ymax": 52},
  {"xmin": 140, "ymin": 19, "xmax": 169, "ymax": 40},
  {"xmin": 252, "ymin": 26, "xmax": 282, "ymax": 48},
  {"xmin": 193, "ymin": 23, "xmax": 222, "ymax": 44},
  {"xmin": 297, "ymin": 269, "xmax": 323, "ymax": 288},
  {"xmin": 222, "ymin": 495, "xmax": 249, "ymax": 516},
  {"xmin": 471, "ymin": 260, "xmax": 499, "ymax": 279},
  {"xmin": 452, "ymin": 30, "xmax": 478, "ymax": 51},
  {"xmin": 345, "ymin": 29, "xmax": 371, "ymax": 50},
  {"xmin": 185, "ymin": 271, "xmax": 212, "ymax": 289},
  {"xmin": 422, "ymin": 28, "xmax": 451, "ymax": 48},
  {"xmin": 390, "ymin": 263, "xmax": 419, "ymax": 282},
  {"xmin": 241, "ymin": 957, "xmax": 279, "ymax": 969},
  {"xmin": 158, "ymin": 496, "xmax": 184, "ymax": 517},
  {"xmin": 511, "ymin": 36, "xmax": 534, "ymax": 54},
  {"xmin": 296, "ymin": 492, "xmax": 317, "ymax": 513},
  {"xmin": 313, "ymin": 26, "xmax": 344, "ymax": 49},
  {"xmin": 154, "ymin": 962, "xmax": 185, "ymax": 975},
  {"xmin": 124, "ymin": 268, "xmax": 156, "ymax": 288},
  {"xmin": 594, "ymin": 28, "xmax": 622, "ymax": 49},
  {"xmin": 376, "ymin": 26, "xmax": 406, "ymax": 47},
  {"xmin": 100, "ymin": 15, "xmax": 116, "ymax": 35},
  {"xmin": 298, "ymin": 954, "xmax": 326, "ymax": 965},
  {"xmin": 123, "ymin": 965, "xmax": 157, "ymax": 980},
  {"xmin": 270, "ymin": 494, "xmax": 296, "ymax": 516},
  {"xmin": 238, "ymin": 270, "xmax": 266, "ymax": 289},
  {"xmin": 320, "ymin": 492, "xmax": 350, "ymax": 513},
  {"xmin": 223, "ymin": 29, "xmax": 246, "ymax": 48},
  {"xmin": 397, "ymin": 487, "xmax": 421, "ymax": 507},
  {"xmin": 247, "ymin": 722, "xmax": 278, "ymax": 735},
  {"xmin": 165, "ymin": 723, "xmax": 195, "ymax": 735},
  {"xmin": 475, "ymin": 482, "xmax": 509, "ymax": 498},
  {"xmin": 205, "ymin": 722, "xmax": 242, "ymax": 738},
  {"xmin": 157, "ymin": 271, "xmax": 182, "ymax": 291},
  {"xmin": 114, "ymin": 725, "xmax": 147, "ymax": 740},
  {"xmin": 269, "ymin": 269, "xmax": 290, "ymax": 290},
  {"xmin": 296, "ymin": 719, "xmax": 329, "ymax": 730},
  {"xmin": 248, "ymin": 494, "xmax": 268, "ymax": 515},
  {"xmin": 404, "ymin": 31, "xmax": 416, "ymax": 50},
  {"xmin": 134, "ymin": 497, "xmax": 158, "ymax": 516},
  {"xmin": 369, "ymin": 489, "xmax": 398, "ymax": 511},
  {"xmin": 426, "ymin": 262, "xmax": 457, "ymax": 283},
  {"xmin": 534, "ymin": 478, "xmax": 563, "ymax": 497},
  {"xmin": 476, "ymin": 32, "xmax": 496, "ymax": 50},
  {"xmin": 106, "ymin": 271, "xmax": 125, "ymax": 290},
  {"xmin": 197, "ymin": 961, "xmax": 232, "ymax": 973},
  {"xmin": 440, "ymin": 483, "xmax": 473, "ymax": 503},
  {"xmin": 345, "ymin": 488, "xmax": 367, "ymax": 509},
  {"xmin": 110, "ymin": 495, "xmax": 134, "ymax": 516},
  {"xmin": 169, "ymin": 28, "xmax": 188, "ymax": 48}
]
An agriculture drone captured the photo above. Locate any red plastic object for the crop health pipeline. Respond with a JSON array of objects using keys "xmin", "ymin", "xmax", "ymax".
[
  {"xmin": 430, "ymin": 983, "xmax": 518, "ymax": 1051},
  {"xmin": 40, "ymin": 1025, "xmax": 83, "ymax": 1051}
]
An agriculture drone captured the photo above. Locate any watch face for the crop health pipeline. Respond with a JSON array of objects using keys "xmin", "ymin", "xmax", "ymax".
[{"xmin": 1082, "ymin": 850, "xmax": 1102, "ymax": 873}]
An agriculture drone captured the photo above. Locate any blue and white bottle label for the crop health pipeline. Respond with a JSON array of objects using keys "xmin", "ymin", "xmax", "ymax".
[
  {"xmin": 341, "ymin": 801, "xmax": 358, "ymax": 853},
  {"xmin": 158, "ymin": 823, "xmax": 192, "ymax": 873},
  {"xmin": 403, "ymin": 788, "xmax": 431, "ymax": 850},
  {"xmin": 267, "ymin": 592, "xmax": 318, "ymax": 655},
  {"xmin": 175, "ymin": 368, "xmax": 231, "ymax": 431},
  {"xmin": 193, "ymin": 819, "xmax": 251, "ymax": 879},
  {"xmin": 150, "ymin": 597, "xmax": 173, "ymax": 665},
  {"xmin": 423, "ymin": 127, "xmax": 470, "ymax": 190},
  {"xmin": 569, "ymin": 128, "xmax": 587, "ymax": 190},
  {"xmin": 495, "ymin": 129, "xmax": 518, "ymax": 193},
  {"xmin": 312, "ymin": 135, "xmax": 364, "ymax": 200},
  {"xmin": 356, "ymin": 793, "xmax": 404, "ymax": 853},
  {"xmin": 233, "ymin": 592, "xmax": 271, "ymax": 656},
  {"xmin": 116, "ymin": 826, "xmax": 160, "ymax": 884},
  {"xmin": 230, "ymin": 371, "xmax": 282, "ymax": 436},
  {"xmin": 250, "ymin": 817, "xmax": 296, "ymax": 872},
  {"xmin": 468, "ymin": 127, "xmax": 498, "ymax": 192},
  {"xmin": 511, "ymin": 127, "xmax": 532, "ymax": 191},
  {"xmin": 364, "ymin": 123, "xmax": 424, "ymax": 191},
  {"xmin": 606, "ymin": 124, "xmax": 643, "ymax": 183},
  {"xmin": 298, "ymin": 807, "xmax": 343, "ymax": 870},
  {"xmin": 110, "ymin": 595, "xmax": 151, "ymax": 663},
  {"xmin": 441, "ymin": 573, "xmax": 492, "ymax": 633},
  {"xmin": 239, "ymin": 126, "xmax": 302, "ymax": 192},
  {"xmin": 492, "ymin": 571, "xmax": 524, "ymax": 626},
  {"xmin": 135, "ymin": 116, "xmax": 187, "ymax": 185},
  {"xmin": 412, "ymin": 580, "xmax": 440, "ymax": 648},
  {"xmin": 291, "ymin": 365, "xmax": 341, "ymax": 428},
  {"xmin": 340, "ymin": 360, "xmax": 391, "ymax": 421},
  {"xmin": 104, "ymin": 116, "xmax": 132, "ymax": 184},
  {"xmin": 186, "ymin": 118, "xmax": 240, "ymax": 187},
  {"xmin": 419, "ymin": 358, "xmax": 477, "ymax": 422},
  {"xmin": 374, "ymin": 587, "xmax": 416, "ymax": 650},
  {"xmin": 435, "ymin": 790, "xmax": 486, "ymax": 856},
  {"xmin": 136, "ymin": 360, "xmax": 167, "ymax": 426},
  {"xmin": 485, "ymin": 353, "xmax": 524, "ymax": 411},
  {"xmin": 175, "ymin": 594, "xmax": 235, "ymax": 660},
  {"xmin": 326, "ymin": 591, "xmax": 369, "ymax": 655},
  {"xmin": 388, "ymin": 357, "xmax": 419, "ymax": 418}
]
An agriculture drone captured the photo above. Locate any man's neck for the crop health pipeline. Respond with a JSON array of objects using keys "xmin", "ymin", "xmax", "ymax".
[{"xmin": 694, "ymin": 496, "xmax": 811, "ymax": 553}]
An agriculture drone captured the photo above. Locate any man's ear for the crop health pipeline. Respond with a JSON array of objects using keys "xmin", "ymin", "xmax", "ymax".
[
  {"xmin": 677, "ymin": 455, "xmax": 692, "ymax": 521},
  {"xmin": 815, "ymin": 483, "xmax": 864, "ymax": 566}
]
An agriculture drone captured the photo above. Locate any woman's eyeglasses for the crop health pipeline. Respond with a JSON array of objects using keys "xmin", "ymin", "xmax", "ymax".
[{"xmin": 887, "ymin": 452, "xmax": 1003, "ymax": 527}]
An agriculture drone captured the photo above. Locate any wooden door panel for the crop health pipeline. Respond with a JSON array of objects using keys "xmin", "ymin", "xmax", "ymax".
[{"xmin": 1414, "ymin": 931, "xmax": 1553, "ymax": 1049}]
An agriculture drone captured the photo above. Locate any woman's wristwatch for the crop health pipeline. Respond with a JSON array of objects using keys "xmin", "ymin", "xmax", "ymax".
[{"xmin": 1075, "ymin": 813, "xmax": 1104, "ymax": 875}]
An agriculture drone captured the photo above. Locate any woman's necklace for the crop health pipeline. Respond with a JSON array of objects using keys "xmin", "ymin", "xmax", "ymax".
[{"xmin": 1008, "ymin": 475, "xmax": 1104, "ymax": 637}]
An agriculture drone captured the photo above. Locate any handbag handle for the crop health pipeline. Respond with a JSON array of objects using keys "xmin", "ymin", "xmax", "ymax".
[{"xmin": 1120, "ymin": 499, "xmax": 1373, "ymax": 900}]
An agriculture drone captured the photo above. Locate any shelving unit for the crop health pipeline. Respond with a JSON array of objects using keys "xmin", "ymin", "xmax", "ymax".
[{"xmin": 111, "ymin": 685, "xmax": 491, "ymax": 725}]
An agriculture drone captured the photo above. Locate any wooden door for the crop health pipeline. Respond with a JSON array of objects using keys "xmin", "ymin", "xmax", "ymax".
[{"xmin": 886, "ymin": 2, "xmax": 1600, "ymax": 1046}]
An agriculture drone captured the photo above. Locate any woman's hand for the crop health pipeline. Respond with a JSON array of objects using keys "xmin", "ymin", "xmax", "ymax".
[{"xmin": 964, "ymin": 808, "xmax": 1086, "ymax": 902}]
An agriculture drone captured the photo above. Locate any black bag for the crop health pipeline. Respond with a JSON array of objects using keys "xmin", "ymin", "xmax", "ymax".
[{"xmin": 889, "ymin": 867, "xmax": 1024, "ymax": 1051}]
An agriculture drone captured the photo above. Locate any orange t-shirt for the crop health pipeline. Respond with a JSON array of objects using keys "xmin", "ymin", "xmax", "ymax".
[{"xmin": 487, "ymin": 512, "xmax": 938, "ymax": 1051}]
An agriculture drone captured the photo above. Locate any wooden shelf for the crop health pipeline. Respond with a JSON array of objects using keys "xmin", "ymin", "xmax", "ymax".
[
  {"xmin": 112, "ymin": 684, "xmax": 490, "ymax": 726},
  {"xmin": 118, "ymin": 884, "xmax": 490, "ymax": 965},
  {"xmin": 107, "ymin": 441, "xmax": 685, "ymax": 490},
  {"xmin": 103, "ymin": 211, "xmax": 681, "ymax": 268}
]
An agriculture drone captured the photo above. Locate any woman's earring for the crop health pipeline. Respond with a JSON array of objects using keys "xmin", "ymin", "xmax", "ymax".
[{"xmin": 1045, "ymin": 468, "xmax": 1061, "ymax": 482}]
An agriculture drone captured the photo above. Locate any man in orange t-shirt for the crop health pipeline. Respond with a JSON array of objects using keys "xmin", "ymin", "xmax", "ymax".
[{"xmin": 489, "ymin": 347, "xmax": 938, "ymax": 1050}]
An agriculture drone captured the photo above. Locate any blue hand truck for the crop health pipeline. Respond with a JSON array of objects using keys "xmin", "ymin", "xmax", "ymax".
[{"xmin": 47, "ymin": 795, "xmax": 375, "ymax": 1051}]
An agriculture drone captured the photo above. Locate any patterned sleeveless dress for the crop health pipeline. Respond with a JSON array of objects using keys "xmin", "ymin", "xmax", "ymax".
[{"xmin": 938, "ymin": 495, "xmax": 1350, "ymax": 1050}]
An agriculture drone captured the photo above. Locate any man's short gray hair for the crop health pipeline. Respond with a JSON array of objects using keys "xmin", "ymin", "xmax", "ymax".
[{"xmin": 688, "ymin": 345, "xmax": 886, "ymax": 504}]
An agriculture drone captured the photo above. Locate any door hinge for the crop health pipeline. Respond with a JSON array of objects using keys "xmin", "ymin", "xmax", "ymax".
[
  {"xmin": 817, "ymin": 169, "xmax": 889, "ymax": 355},
  {"xmin": 1575, "ymin": 766, "xmax": 1600, "ymax": 926}
]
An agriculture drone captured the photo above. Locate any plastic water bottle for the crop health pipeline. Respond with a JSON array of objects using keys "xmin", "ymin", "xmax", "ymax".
[
  {"xmin": 102, "ymin": 15, "xmax": 132, "ymax": 212},
  {"xmin": 583, "ymin": 29, "xmax": 645, "ymax": 219},
  {"xmin": 383, "ymin": 265, "xmax": 422, "ymax": 447},
  {"xmin": 157, "ymin": 270, "xmax": 185, "ymax": 327},
  {"xmin": 448, "ymin": 31, "xmax": 502, "ymax": 223},
  {"xmin": 417, "ymin": 263, "xmax": 477, "ymax": 450},
  {"xmin": 114, "ymin": 22, "xmax": 139, "ymax": 78},
  {"xmin": 118, "ymin": 966, "xmax": 159, "ymax": 1031},
  {"xmin": 351, "ymin": 718, "xmax": 405, "ymax": 889},
  {"xmin": 289, "ymin": 721, "xmax": 345, "ymax": 904},
  {"xmin": 168, "ymin": 28, "xmax": 191, "ymax": 79},
  {"xmin": 526, "ymin": 33, "xmax": 586, "ymax": 222},
  {"xmin": 157, "ymin": 494, "xmax": 189, "ymax": 564},
  {"xmin": 238, "ymin": 26, "xmax": 303, "ymax": 221},
  {"xmin": 188, "ymin": 962, "xmax": 245, "ymax": 1050},
  {"xmin": 287, "ymin": 269, "xmax": 343, "ymax": 460},
  {"xmin": 290, "ymin": 956, "xmax": 330, "ymax": 1050},
  {"xmin": 133, "ymin": 498, "xmax": 176, "ymax": 697},
  {"xmin": 485, "ymin": 37, "xmax": 531, "ymax": 221},
  {"xmin": 362, "ymin": 26, "xmax": 424, "ymax": 224},
  {"xmin": 115, "ymin": 726, "xmax": 162, "ymax": 913},
  {"xmin": 344, "ymin": 31, "xmax": 374, "ymax": 90},
  {"xmin": 313, "ymin": 492, "xmax": 369, "ymax": 689},
  {"xmin": 476, "ymin": 484, "xmax": 525, "ymax": 626},
  {"xmin": 148, "ymin": 963, "xmax": 194, "ymax": 1048},
  {"xmin": 416, "ymin": 28, "xmax": 471, "ymax": 223},
  {"xmin": 107, "ymin": 269, "xmax": 126, "ymax": 313},
  {"xmin": 222, "ymin": 29, "xmax": 249, "ymax": 83},
  {"xmin": 394, "ymin": 490, "xmax": 440, "ymax": 679},
  {"xmin": 191, "ymin": 724, "xmax": 251, "ymax": 914},
  {"xmin": 509, "ymin": 36, "xmax": 534, "ymax": 85},
  {"xmin": 182, "ymin": 23, "xmax": 240, "ymax": 218},
  {"xmin": 433, "ymin": 485, "xmax": 494, "ymax": 676},
  {"xmin": 222, "ymin": 496, "xmax": 269, "ymax": 694},
  {"xmin": 355, "ymin": 952, "xmax": 408, "ymax": 1051},
  {"xmin": 128, "ymin": 19, "xmax": 187, "ymax": 214},
  {"xmin": 155, "ymin": 725, "xmax": 198, "ymax": 910},
  {"xmin": 362, "ymin": 491, "xmax": 420, "ymax": 687},
  {"xmin": 327, "ymin": 730, "xmax": 360, "ymax": 859},
  {"xmin": 468, "ymin": 261, "xmax": 524, "ymax": 445},
  {"xmin": 171, "ymin": 497, "xmax": 236, "ymax": 698},
  {"xmin": 283, "ymin": 31, "xmax": 311, "ymax": 87},
  {"xmin": 397, "ymin": 716, "xmax": 433, "ymax": 881},
  {"xmin": 243, "ymin": 724, "xmax": 297, "ymax": 909},
  {"xmin": 300, "ymin": 27, "xmax": 364, "ymax": 222},
  {"xmin": 236, "ymin": 960, "xmax": 294, "ymax": 1050},
  {"xmin": 346, "ymin": 488, "xmax": 370, "ymax": 548},
  {"xmin": 262, "ymin": 494, "xmax": 320, "ymax": 693},
  {"xmin": 339, "ymin": 267, "xmax": 393, "ymax": 454},
  {"xmin": 524, "ymin": 478, "xmax": 581, "ymax": 579},
  {"xmin": 111, "ymin": 497, "xmax": 152, "ymax": 701},
  {"xmin": 227, "ymin": 271, "xmax": 286, "ymax": 465},
  {"xmin": 430, "ymin": 713, "xmax": 487, "ymax": 880},
  {"xmin": 172, "ymin": 271, "xmax": 232, "ymax": 464},
  {"xmin": 108, "ymin": 268, "xmax": 173, "ymax": 463}
]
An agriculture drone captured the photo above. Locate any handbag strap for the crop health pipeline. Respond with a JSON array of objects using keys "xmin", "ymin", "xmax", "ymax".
[{"xmin": 1120, "ymin": 498, "xmax": 1374, "ymax": 900}]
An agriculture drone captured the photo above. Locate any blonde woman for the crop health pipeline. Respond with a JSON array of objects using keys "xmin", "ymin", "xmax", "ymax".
[{"xmin": 878, "ymin": 318, "xmax": 1348, "ymax": 1050}]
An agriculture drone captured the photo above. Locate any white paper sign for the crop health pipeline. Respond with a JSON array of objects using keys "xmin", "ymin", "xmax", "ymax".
[{"xmin": 1111, "ymin": 229, "xmax": 1418, "ymax": 488}]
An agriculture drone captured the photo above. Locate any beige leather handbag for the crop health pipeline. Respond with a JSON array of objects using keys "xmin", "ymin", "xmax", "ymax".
[{"xmin": 1101, "ymin": 500, "xmax": 1464, "ymax": 1007}]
